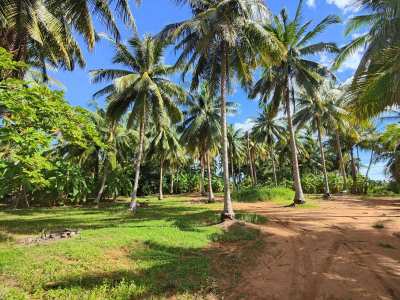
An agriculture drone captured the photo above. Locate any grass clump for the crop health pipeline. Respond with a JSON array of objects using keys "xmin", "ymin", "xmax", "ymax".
[
  {"xmin": 232, "ymin": 186, "xmax": 294, "ymax": 203},
  {"xmin": 378, "ymin": 242, "xmax": 395, "ymax": 249},
  {"xmin": 211, "ymin": 223, "xmax": 260, "ymax": 243},
  {"xmin": 372, "ymin": 222, "xmax": 385, "ymax": 229},
  {"xmin": 235, "ymin": 213, "xmax": 268, "ymax": 224}
]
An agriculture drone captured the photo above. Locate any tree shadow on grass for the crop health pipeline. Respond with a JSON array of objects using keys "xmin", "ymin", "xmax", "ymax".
[
  {"xmin": 0, "ymin": 203, "xmax": 220, "ymax": 235},
  {"xmin": 41, "ymin": 223, "xmax": 262, "ymax": 299}
]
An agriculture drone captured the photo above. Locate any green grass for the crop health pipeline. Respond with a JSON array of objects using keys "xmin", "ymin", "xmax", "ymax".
[
  {"xmin": 232, "ymin": 186, "xmax": 295, "ymax": 203},
  {"xmin": 0, "ymin": 196, "xmax": 266, "ymax": 299},
  {"xmin": 232, "ymin": 186, "xmax": 319, "ymax": 208}
]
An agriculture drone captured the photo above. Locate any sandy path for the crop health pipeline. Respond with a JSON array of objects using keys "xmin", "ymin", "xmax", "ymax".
[{"xmin": 226, "ymin": 196, "xmax": 400, "ymax": 300}]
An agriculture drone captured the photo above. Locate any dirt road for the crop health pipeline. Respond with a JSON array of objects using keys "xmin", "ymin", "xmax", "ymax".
[{"xmin": 226, "ymin": 196, "xmax": 400, "ymax": 300}]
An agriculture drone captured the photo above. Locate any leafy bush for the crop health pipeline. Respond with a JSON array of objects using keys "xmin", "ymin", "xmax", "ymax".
[
  {"xmin": 301, "ymin": 173, "xmax": 344, "ymax": 194},
  {"xmin": 232, "ymin": 186, "xmax": 294, "ymax": 203},
  {"xmin": 211, "ymin": 177, "xmax": 224, "ymax": 193}
]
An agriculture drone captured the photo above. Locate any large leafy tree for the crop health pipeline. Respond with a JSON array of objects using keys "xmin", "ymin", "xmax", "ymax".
[
  {"xmin": 162, "ymin": 0, "xmax": 279, "ymax": 219},
  {"xmin": 333, "ymin": 0, "xmax": 400, "ymax": 118},
  {"xmin": 0, "ymin": 0, "xmax": 137, "ymax": 76},
  {"xmin": 0, "ymin": 74, "xmax": 102, "ymax": 207},
  {"xmin": 91, "ymin": 35, "xmax": 185, "ymax": 206},
  {"xmin": 250, "ymin": 0, "xmax": 339, "ymax": 204}
]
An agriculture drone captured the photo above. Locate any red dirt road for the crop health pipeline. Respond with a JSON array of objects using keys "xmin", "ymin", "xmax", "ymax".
[{"xmin": 226, "ymin": 196, "xmax": 400, "ymax": 300}]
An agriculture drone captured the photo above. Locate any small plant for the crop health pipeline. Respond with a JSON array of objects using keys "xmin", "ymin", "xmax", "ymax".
[
  {"xmin": 372, "ymin": 222, "xmax": 385, "ymax": 229},
  {"xmin": 378, "ymin": 242, "xmax": 395, "ymax": 249}
]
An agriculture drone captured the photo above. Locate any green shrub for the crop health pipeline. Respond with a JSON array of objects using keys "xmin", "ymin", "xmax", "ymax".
[
  {"xmin": 232, "ymin": 186, "xmax": 294, "ymax": 203},
  {"xmin": 301, "ymin": 172, "xmax": 344, "ymax": 194},
  {"xmin": 211, "ymin": 177, "xmax": 224, "ymax": 193}
]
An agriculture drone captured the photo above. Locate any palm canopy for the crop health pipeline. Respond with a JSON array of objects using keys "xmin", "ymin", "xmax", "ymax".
[
  {"xmin": 161, "ymin": 0, "xmax": 282, "ymax": 93},
  {"xmin": 227, "ymin": 125, "xmax": 245, "ymax": 164},
  {"xmin": 91, "ymin": 35, "xmax": 186, "ymax": 128},
  {"xmin": 250, "ymin": 0, "xmax": 340, "ymax": 114},
  {"xmin": 147, "ymin": 122, "xmax": 184, "ymax": 163},
  {"xmin": 252, "ymin": 106, "xmax": 286, "ymax": 145},
  {"xmin": 294, "ymin": 81, "xmax": 348, "ymax": 133},
  {"xmin": 333, "ymin": 0, "xmax": 400, "ymax": 118},
  {"xmin": 180, "ymin": 84, "xmax": 236, "ymax": 155},
  {"xmin": 0, "ymin": 0, "xmax": 137, "ymax": 74}
]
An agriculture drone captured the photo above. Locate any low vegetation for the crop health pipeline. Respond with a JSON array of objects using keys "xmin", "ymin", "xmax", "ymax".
[
  {"xmin": 232, "ymin": 186, "xmax": 294, "ymax": 203},
  {"xmin": 0, "ymin": 196, "xmax": 266, "ymax": 299}
]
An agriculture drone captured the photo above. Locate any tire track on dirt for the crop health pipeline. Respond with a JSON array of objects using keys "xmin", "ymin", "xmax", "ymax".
[{"xmin": 343, "ymin": 241, "xmax": 400, "ymax": 299}]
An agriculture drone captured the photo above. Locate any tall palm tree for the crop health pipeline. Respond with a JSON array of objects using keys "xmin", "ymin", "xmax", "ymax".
[
  {"xmin": 252, "ymin": 107, "xmax": 285, "ymax": 186},
  {"xmin": 180, "ymin": 85, "xmax": 235, "ymax": 202},
  {"xmin": 333, "ymin": 0, "xmax": 400, "ymax": 118},
  {"xmin": 379, "ymin": 124, "xmax": 400, "ymax": 184},
  {"xmin": 161, "ymin": 0, "xmax": 279, "ymax": 219},
  {"xmin": 0, "ymin": 0, "xmax": 137, "ymax": 76},
  {"xmin": 227, "ymin": 125, "xmax": 245, "ymax": 189},
  {"xmin": 294, "ymin": 82, "xmax": 347, "ymax": 198},
  {"xmin": 91, "ymin": 36, "xmax": 185, "ymax": 207},
  {"xmin": 250, "ymin": 0, "xmax": 340, "ymax": 204},
  {"xmin": 147, "ymin": 122, "xmax": 184, "ymax": 200}
]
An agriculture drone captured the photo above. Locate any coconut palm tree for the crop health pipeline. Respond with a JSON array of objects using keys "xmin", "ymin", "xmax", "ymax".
[
  {"xmin": 147, "ymin": 122, "xmax": 184, "ymax": 200},
  {"xmin": 180, "ymin": 85, "xmax": 235, "ymax": 202},
  {"xmin": 227, "ymin": 125, "xmax": 245, "ymax": 189},
  {"xmin": 91, "ymin": 35, "xmax": 185, "ymax": 207},
  {"xmin": 294, "ymin": 82, "xmax": 347, "ymax": 198},
  {"xmin": 250, "ymin": 0, "xmax": 340, "ymax": 204},
  {"xmin": 0, "ymin": 0, "xmax": 137, "ymax": 76},
  {"xmin": 161, "ymin": 0, "xmax": 280, "ymax": 219},
  {"xmin": 333, "ymin": 0, "xmax": 400, "ymax": 118},
  {"xmin": 252, "ymin": 107, "xmax": 285, "ymax": 186},
  {"xmin": 379, "ymin": 124, "xmax": 400, "ymax": 184}
]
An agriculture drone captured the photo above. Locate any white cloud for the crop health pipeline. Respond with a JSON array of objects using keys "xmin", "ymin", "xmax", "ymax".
[
  {"xmin": 306, "ymin": 0, "xmax": 316, "ymax": 8},
  {"xmin": 326, "ymin": 0, "xmax": 360, "ymax": 13},
  {"xmin": 234, "ymin": 118, "xmax": 255, "ymax": 133},
  {"xmin": 318, "ymin": 53, "xmax": 333, "ymax": 68},
  {"xmin": 338, "ymin": 48, "xmax": 363, "ymax": 72}
]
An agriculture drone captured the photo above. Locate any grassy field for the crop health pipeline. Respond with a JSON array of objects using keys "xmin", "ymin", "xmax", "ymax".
[{"xmin": 0, "ymin": 195, "xmax": 269, "ymax": 300}]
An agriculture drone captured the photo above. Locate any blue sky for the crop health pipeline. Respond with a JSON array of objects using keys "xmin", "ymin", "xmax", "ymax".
[{"xmin": 51, "ymin": 0, "xmax": 389, "ymax": 180}]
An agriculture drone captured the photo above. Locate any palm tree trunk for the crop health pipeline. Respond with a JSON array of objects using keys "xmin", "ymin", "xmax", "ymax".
[
  {"xmin": 335, "ymin": 129, "xmax": 347, "ymax": 190},
  {"xmin": 247, "ymin": 132, "xmax": 255, "ymax": 186},
  {"xmin": 230, "ymin": 149, "xmax": 236, "ymax": 190},
  {"xmin": 130, "ymin": 113, "xmax": 146, "ymax": 207},
  {"xmin": 285, "ymin": 84, "xmax": 305, "ymax": 204},
  {"xmin": 271, "ymin": 148, "xmax": 278, "ymax": 187},
  {"xmin": 95, "ymin": 166, "xmax": 108, "ymax": 207},
  {"xmin": 159, "ymin": 158, "xmax": 164, "ymax": 200},
  {"xmin": 200, "ymin": 153, "xmax": 206, "ymax": 195},
  {"xmin": 363, "ymin": 150, "xmax": 374, "ymax": 194},
  {"xmin": 170, "ymin": 173, "xmax": 174, "ymax": 194},
  {"xmin": 206, "ymin": 151, "xmax": 215, "ymax": 203},
  {"xmin": 238, "ymin": 160, "xmax": 242, "ymax": 190},
  {"xmin": 316, "ymin": 118, "xmax": 330, "ymax": 198},
  {"xmin": 220, "ymin": 43, "xmax": 234, "ymax": 220},
  {"xmin": 350, "ymin": 146, "xmax": 357, "ymax": 193},
  {"xmin": 252, "ymin": 152, "xmax": 258, "ymax": 185}
]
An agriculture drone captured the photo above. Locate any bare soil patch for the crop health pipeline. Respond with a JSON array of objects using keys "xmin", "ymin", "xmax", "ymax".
[{"xmin": 218, "ymin": 196, "xmax": 400, "ymax": 300}]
